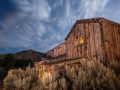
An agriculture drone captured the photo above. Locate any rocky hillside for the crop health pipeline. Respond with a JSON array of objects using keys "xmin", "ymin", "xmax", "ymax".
[{"xmin": 0, "ymin": 49, "xmax": 47, "ymax": 62}]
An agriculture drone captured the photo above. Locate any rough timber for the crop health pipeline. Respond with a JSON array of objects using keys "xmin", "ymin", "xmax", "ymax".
[{"xmin": 35, "ymin": 17, "xmax": 120, "ymax": 70}]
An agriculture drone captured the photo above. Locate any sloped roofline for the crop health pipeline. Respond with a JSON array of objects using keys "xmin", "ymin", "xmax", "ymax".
[
  {"xmin": 47, "ymin": 42, "xmax": 65, "ymax": 52},
  {"xmin": 65, "ymin": 17, "xmax": 120, "ymax": 40}
]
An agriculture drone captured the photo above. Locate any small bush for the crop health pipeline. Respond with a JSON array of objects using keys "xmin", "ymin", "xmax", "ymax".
[
  {"xmin": 3, "ymin": 58, "xmax": 120, "ymax": 90},
  {"xmin": 65, "ymin": 58, "xmax": 120, "ymax": 90},
  {"xmin": 4, "ymin": 66, "xmax": 38, "ymax": 90},
  {"xmin": 107, "ymin": 60, "xmax": 120, "ymax": 76},
  {"xmin": 4, "ymin": 66, "xmax": 64, "ymax": 90}
]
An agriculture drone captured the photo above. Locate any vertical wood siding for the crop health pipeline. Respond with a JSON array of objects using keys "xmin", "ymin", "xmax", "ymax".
[
  {"xmin": 102, "ymin": 21, "xmax": 120, "ymax": 61},
  {"xmin": 47, "ymin": 18, "xmax": 120, "ymax": 62}
]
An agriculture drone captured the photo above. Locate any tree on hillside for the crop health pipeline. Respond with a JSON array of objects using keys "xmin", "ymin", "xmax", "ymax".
[{"xmin": 4, "ymin": 53, "xmax": 16, "ymax": 69}]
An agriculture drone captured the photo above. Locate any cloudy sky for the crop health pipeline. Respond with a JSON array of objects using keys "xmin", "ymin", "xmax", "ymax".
[{"xmin": 0, "ymin": 0, "xmax": 120, "ymax": 54}]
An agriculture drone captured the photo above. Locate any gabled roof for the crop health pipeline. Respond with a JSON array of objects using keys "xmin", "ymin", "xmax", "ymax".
[
  {"xmin": 65, "ymin": 17, "xmax": 120, "ymax": 40},
  {"xmin": 47, "ymin": 42, "xmax": 65, "ymax": 52}
]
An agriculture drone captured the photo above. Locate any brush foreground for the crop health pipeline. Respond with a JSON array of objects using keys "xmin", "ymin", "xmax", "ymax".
[{"xmin": 3, "ymin": 58, "xmax": 120, "ymax": 90}]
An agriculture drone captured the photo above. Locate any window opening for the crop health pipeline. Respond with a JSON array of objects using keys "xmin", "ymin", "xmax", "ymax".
[
  {"xmin": 80, "ymin": 36, "xmax": 84, "ymax": 44},
  {"xmin": 58, "ymin": 47, "xmax": 62, "ymax": 55}
]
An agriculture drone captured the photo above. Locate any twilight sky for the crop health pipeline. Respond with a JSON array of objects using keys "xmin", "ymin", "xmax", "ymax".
[{"xmin": 0, "ymin": 0, "xmax": 120, "ymax": 54}]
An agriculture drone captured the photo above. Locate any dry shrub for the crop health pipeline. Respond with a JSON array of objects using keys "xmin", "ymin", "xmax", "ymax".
[
  {"xmin": 4, "ymin": 58, "xmax": 120, "ymax": 90},
  {"xmin": 4, "ymin": 66, "xmax": 38, "ymax": 90},
  {"xmin": 65, "ymin": 58, "xmax": 120, "ymax": 90},
  {"xmin": 3, "ymin": 66, "xmax": 66, "ymax": 90},
  {"xmin": 107, "ymin": 60, "xmax": 120, "ymax": 76}
]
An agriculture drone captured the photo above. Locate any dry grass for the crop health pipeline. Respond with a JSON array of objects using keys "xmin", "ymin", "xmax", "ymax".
[{"xmin": 3, "ymin": 58, "xmax": 120, "ymax": 90}]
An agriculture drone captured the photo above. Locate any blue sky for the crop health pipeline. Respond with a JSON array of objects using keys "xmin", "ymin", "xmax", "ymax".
[{"xmin": 0, "ymin": 0, "xmax": 120, "ymax": 54}]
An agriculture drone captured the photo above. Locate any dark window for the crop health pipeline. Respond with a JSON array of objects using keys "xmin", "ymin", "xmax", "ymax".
[{"xmin": 76, "ymin": 36, "xmax": 78, "ymax": 39}]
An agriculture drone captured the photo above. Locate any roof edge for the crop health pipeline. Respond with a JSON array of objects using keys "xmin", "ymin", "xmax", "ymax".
[
  {"xmin": 46, "ymin": 42, "xmax": 65, "ymax": 52},
  {"xmin": 65, "ymin": 17, "xmax": 120, "ymax": 40}
]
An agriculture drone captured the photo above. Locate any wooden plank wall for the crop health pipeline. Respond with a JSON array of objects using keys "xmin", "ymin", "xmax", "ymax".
[
  {"xmin": 87, "ymin": 23, "xmax": 103, "ymax": 60},
  {"xmin": 102, "ymin": 21, "xmax": 120, "ymax": 61},
  {"xmin": 46, "ymin": 43, "xmax": 66, "ymax": 59},
  {"xmin": 78, "ymin": 24, "xmax": 85, "ymax": 57},
  {"xmin": 47, "ymin": 18, "xmax": 120, "ymax": 62},
  {"xmin": 66, "ymin": 22, "xmax": 104, "ymax": 61},
  {"xmin": 94, "ymin": 23, "xmax": 103, "ymax": 61},
  {"xmin": 85, "ymin": 23, "xmax": 91, "ymax": 60},
  {"xmin": 89, "ymin": 23, "xmax": 96, "ymax": 59}
]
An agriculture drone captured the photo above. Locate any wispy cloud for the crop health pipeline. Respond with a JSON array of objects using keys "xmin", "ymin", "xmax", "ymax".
[
  {"xmin": 81, "ymin": 0, "xmax": 109, "ymax": 18},
  {"xmin": 53, "ymin": 0, "xmax": 110, "ymax": 31},
  {"xmin": 0, "ymin": 0, "xmax": 52, "ymax": 53},
  {"xmin": 115, "ymin": 10, "xmax": 120, "ymax": 16},
  {"xmin": 13, "ymin": 0, "xmax": 51, "ymax": 20},
  {"xmin": 1, "ymin": 0, "xmax": 119, "ymax": 54}
]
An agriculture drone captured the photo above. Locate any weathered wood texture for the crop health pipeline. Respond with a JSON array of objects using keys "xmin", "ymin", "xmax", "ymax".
[
  {"xmin": 47, "ymin": 17, "xmax": 120, "ymax": 62},
  {"xmin": 46, "ymin": 42, "xmax": 66, "ymax": 59},
  {"xmin": 102, "ymin": 20, "xmax": 120, "ymax": 61},
  {"xmin": 65, "ymin": 17, "xmax": 120, "ymax": 61}
]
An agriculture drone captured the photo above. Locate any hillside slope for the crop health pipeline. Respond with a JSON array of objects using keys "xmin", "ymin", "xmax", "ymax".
[{"xmin": 0, "ymin": 49, "xmax": 46, "ymax": 62}]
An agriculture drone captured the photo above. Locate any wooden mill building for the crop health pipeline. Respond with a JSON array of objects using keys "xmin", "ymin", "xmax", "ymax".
[
  {"xmin": 46, "ymin": 42, "xmax": 66, "ymax": 61},
  {"xmin": 46, "ymin": 17, "xmax": 120, "ymax": 63},
  {"xmin": 65, "ymin": 17, "xmax": 120, "ymax": 62}
]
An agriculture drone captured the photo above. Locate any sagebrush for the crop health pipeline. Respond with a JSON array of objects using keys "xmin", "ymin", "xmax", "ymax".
[{"xmin": 4, "ymin": 58, "xmax": 120, "ymax": 90}]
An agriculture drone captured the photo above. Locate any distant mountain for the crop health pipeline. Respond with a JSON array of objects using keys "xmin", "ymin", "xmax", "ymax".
[{"xmin": 0, "ymin": 49, "xmax": 47, "ymax": 62}]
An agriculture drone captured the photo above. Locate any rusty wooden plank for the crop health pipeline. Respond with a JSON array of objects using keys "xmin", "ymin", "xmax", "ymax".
[
  {"xmin": 111, "ymin": 24, "xmax": 116, "ymax": 60},
  {"xmin": 111, "ymin": 24, "xmax": 115, "ymax": 60},
  {"xmin": 117, "ymin": 26, "xmax": 120, "ymax": 59},
  {"xmin": 118, "ymin": 27, "xmax": 120, "ymax": 59},
  {"xmin": 67, "ymin": 39, "xmax": 69, "ymax": 58},
  {"xmin": 109, "ymin": 23, "xmax": 114, "ymax": 60},
  {"xmin": 103, "ymin": 21, "xmax": 111, "ymax": 61},
  {"xmin": 113, "ymin": 25, "xmax": 119, "ymax": 60},
  {"xmin": 99, "ymin": 21, "xmax": 107, "ymax": 62},
  {"xmin": 84, "ymin": 23, "xmax": 87, "ymax": 57},
  {"xmin": 78, "ymin": 23, "xmax": 85, "ymax": 57},
  {"xmin": 73, "ymin": 37, "xmax": 75, "ymax": 57},
  {"xmin": 71, "ymin": 35, "xmax": 73, "ymax": 58},
  {"xmin": 68, "ymin": 37, "xmax": 71, "ymax": 58},
  {"xmin": 78, "ymin": 24, "xmax": 82, "ymax": 57},
  {"xmin": 89, "ymin": 23, "xmax": 96, "ymax": 59},
  {"xmin": 69, "ymin": 36, "xmax": 71, "ymax": 58},
  {"xmin": 69, "ymin": 42, "xmax": 71, "ymax": 58},
  {"xmin": 75, "ymin": 25, "xmax": 78, "ymax": 57},
  {"xmin": 107, "ymin": 22, "xmax": 112, "ymax": 60},
  {"xmin": 85, "ymin": 23, "xmax": 89, "ymax": 59},
  {"xmin": 77, "ymin": 25, "xmax": 80, "ymax": 57},
  {"xmin": 70, "ymin": 35, "xmax": 73, "ymax": 58},
  {"xmin": 78, "ymin": 24, "xmax": 81, "ymax": 57},
  {"xmin": 114, "ymin": 25, "xmax": 119, "ymax": 60},
  {"xmin": 72, "ymin": 32, "xmax": 74, "ymax": 57},
  {"xmin": 114, "ymin": 25, "xmax": 120, "ymax": 60},
  {"xmin": 94, "ymin": 23, "xmax": 99, "ymax": 58},
  {"xmin": 94, "ymin": 23, "xmax": 103, "ymax": 60},
  {"xmin": 116, "ymin": 26, "xmax": 120, "ymax": 58},
  {"xmin": 71, "ymin": 35, "xmax": 73, "ymax": 57}
]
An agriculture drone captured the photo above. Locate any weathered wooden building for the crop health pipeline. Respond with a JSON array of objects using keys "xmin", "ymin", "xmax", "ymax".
[
  {"xmin": 46, "ymin": 42, "xmax": 66, "ymax": 60},
  {"xmin": 65, "ymin": 17, "xmax": 120, "ymax": 62},
  {"xmin": 35, "ymin": 17, "xmax": 120, "ymax": 73}
]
